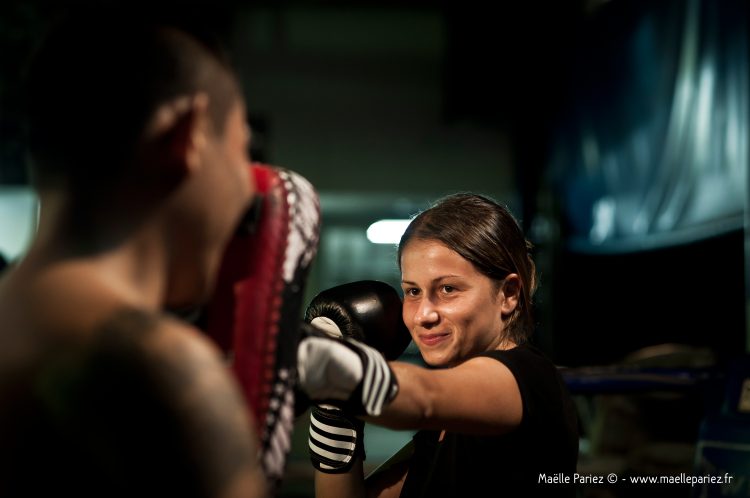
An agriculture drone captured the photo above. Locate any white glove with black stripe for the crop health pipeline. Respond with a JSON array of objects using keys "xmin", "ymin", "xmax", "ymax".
[
  {"xmin": 296, "ymin": 332, "xmax": 398, "ymax": 417},
  {"xmin": 299, "ymin": 332, "xmax": 395, "ymax": 474}
]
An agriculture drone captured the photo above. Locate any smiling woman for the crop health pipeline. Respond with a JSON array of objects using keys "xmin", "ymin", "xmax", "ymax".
[
  {"xmin": 398, "ymin": 193, "xmax": 537, "ymax": 348},
  {"xmin": 400, "ymin": 239, "xmax": 512, "ymax": 366},
  {"xmin": 296, "ymin": 193, "xmax": 580, "ymax": 498}
]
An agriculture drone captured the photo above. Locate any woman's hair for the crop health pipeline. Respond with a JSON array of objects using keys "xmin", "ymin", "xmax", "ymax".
[{"xmin": 398, "ymin": 193, "xmax": 538, "ymax": 344}]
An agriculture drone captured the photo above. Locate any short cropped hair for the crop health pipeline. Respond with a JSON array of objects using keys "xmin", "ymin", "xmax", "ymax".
[{"xmin": 25, "ymin": 8, "xmax": 240, "ymax": 191}]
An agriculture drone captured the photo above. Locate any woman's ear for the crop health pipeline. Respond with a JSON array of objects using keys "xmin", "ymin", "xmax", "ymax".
[{"xmin": 499, "ymin": 273, "xmax": 521, "ymax": 316}]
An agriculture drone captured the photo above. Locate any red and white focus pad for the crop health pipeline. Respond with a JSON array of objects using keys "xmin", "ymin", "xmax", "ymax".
[{"xmin": 204, "ymin": 163, "xmax": 320, "ymax": 484}]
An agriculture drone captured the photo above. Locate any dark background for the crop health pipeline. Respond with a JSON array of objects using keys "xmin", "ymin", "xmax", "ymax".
[{"xmin": 3, "ymin": 0, "xmax": 744, "ymax": 365}]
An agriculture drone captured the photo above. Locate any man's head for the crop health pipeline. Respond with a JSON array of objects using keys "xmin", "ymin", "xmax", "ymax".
[
  {"xmin": 27, "ymin": 10, "xmax": 239, "ymax": 192},
  {"xmin": 26, "ymin": 9, "xmax": 255, "ymax": 308}
]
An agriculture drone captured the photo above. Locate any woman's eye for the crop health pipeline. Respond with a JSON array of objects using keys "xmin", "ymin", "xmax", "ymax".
[
  {"xmin": 404, "ymin": 288, "xmax": 420, "ymax": 297},
  {"xmin": 441, "ymin": 285, "xmax": 455, "ymax": 293}
]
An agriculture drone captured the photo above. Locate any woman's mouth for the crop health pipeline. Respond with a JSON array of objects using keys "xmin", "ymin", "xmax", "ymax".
[{"xmin": 419, "ymin": 332, "xmax": 450, "ymax": 347}]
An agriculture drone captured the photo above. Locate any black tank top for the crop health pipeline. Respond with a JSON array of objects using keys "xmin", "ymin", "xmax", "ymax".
[{"xmin": 399, "ymin": 345, "xmax": 579, "ymax": 497}]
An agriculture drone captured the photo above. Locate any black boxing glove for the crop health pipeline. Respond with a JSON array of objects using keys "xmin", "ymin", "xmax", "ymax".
[
  {"xmin": 300, "ymin": 280, "xmax": 411, "ymax": 415},
  {"xmin": 300, "ymin": 281, "xmax": 411, "ymax": 472},
  {"xmin": 304, "ymin": 280, "xmax": 411, "ymax": 360}
]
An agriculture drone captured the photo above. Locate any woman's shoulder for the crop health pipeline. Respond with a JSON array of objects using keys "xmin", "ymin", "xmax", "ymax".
[
  {"xmin": 475, "ymin": 344, "xmax": 573, "ymax": 412},
  {"xmin": 478, "ymin": 343, "xmax": 557, "ymax": 374}
]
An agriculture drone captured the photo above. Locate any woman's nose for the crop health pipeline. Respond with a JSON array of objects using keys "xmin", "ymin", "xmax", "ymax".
[{"xmin": 414, "ymin": 299, "xmax": 439, "ymax": 327}]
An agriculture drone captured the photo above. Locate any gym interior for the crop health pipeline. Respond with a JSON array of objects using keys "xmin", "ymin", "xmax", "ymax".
[{"xmin": 0, "ymin": 1, "xmax": 747, "ymax": 496}]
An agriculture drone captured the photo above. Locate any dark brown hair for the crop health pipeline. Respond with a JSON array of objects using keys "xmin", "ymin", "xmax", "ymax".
[
  {"xmin": 25, "ymin": 8, "xmax": 240, "ymax": 192},
  {"xmin": 398, "ymin": 193, "xmax": 537, "ymax": 344}
]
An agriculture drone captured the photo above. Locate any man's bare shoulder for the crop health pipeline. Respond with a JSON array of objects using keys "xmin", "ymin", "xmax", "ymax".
[
  {"xmin": 0, "ymin": 275, "xmax": 266, "ymax": 497},
  {"xmin": 83, "ymin": 312, "xmax": 267, "ymax": 496},
  {"xmin": 0, "ymin": 261, "xmax": 136, "ymax": 345}
]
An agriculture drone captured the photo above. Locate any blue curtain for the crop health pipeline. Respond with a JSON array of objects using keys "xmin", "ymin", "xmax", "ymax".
[{"xmin": 549, "ymin": 0, "xmax": 748, "ymax": 254}]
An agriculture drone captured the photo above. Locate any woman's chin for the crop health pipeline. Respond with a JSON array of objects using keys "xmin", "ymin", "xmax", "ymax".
[{"xmin": 421, "ymin": 350, "xmax": 455, "ymax": 369}]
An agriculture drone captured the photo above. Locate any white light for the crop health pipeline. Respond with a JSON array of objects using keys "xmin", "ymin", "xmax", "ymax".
[
  {"xmin": 0, "ymin": 187, "xmax": 38, "ymax": 261},
  {"xmin": 366, "ymin": 219, "xmax": 412, "ymax": 244}
]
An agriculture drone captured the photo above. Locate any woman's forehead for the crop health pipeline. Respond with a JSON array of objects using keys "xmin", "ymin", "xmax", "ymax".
[{"xmin": 401, "ymin": 240, "xmax": 478, "ymax": 277}]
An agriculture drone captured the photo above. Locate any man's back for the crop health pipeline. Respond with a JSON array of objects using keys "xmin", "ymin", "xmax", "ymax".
[{"xmin": 0, "ymin": 260, "xmax": 265, "ymax": 497}]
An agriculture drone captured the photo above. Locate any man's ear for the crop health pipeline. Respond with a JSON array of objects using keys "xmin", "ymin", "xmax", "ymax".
[
  {"xmin": 499, "ymin": 273, "xmax": 521, "ymax": 316},
  {"xmin": 142, "ymin": 93, "xmax": 210, "ymax": 182}
]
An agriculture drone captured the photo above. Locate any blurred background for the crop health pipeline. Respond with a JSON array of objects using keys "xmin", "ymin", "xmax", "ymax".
[{"xmin": 1, "ymin": 0, "xmax": 748, "ymax": 496}]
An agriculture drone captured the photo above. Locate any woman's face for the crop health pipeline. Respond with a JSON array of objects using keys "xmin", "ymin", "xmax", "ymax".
[{"xmin": 400, "ymin": 239, "xmax": 515, "ymax": 367}]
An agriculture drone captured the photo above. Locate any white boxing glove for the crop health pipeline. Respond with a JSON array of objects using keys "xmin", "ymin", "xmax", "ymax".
[{"xmin": 297, "ymin": 331, "xmax": 398, "ymax": 417}]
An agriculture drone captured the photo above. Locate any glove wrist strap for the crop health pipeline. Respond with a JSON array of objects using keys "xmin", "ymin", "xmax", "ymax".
[{"xmin": 309, "ymin": 406, "xmax": 365, "ymax": 474}]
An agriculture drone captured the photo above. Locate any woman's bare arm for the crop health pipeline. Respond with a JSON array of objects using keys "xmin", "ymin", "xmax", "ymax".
[{"xmin": 372, "ymin": 356, "xmax": 523, "ymax": 435}]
